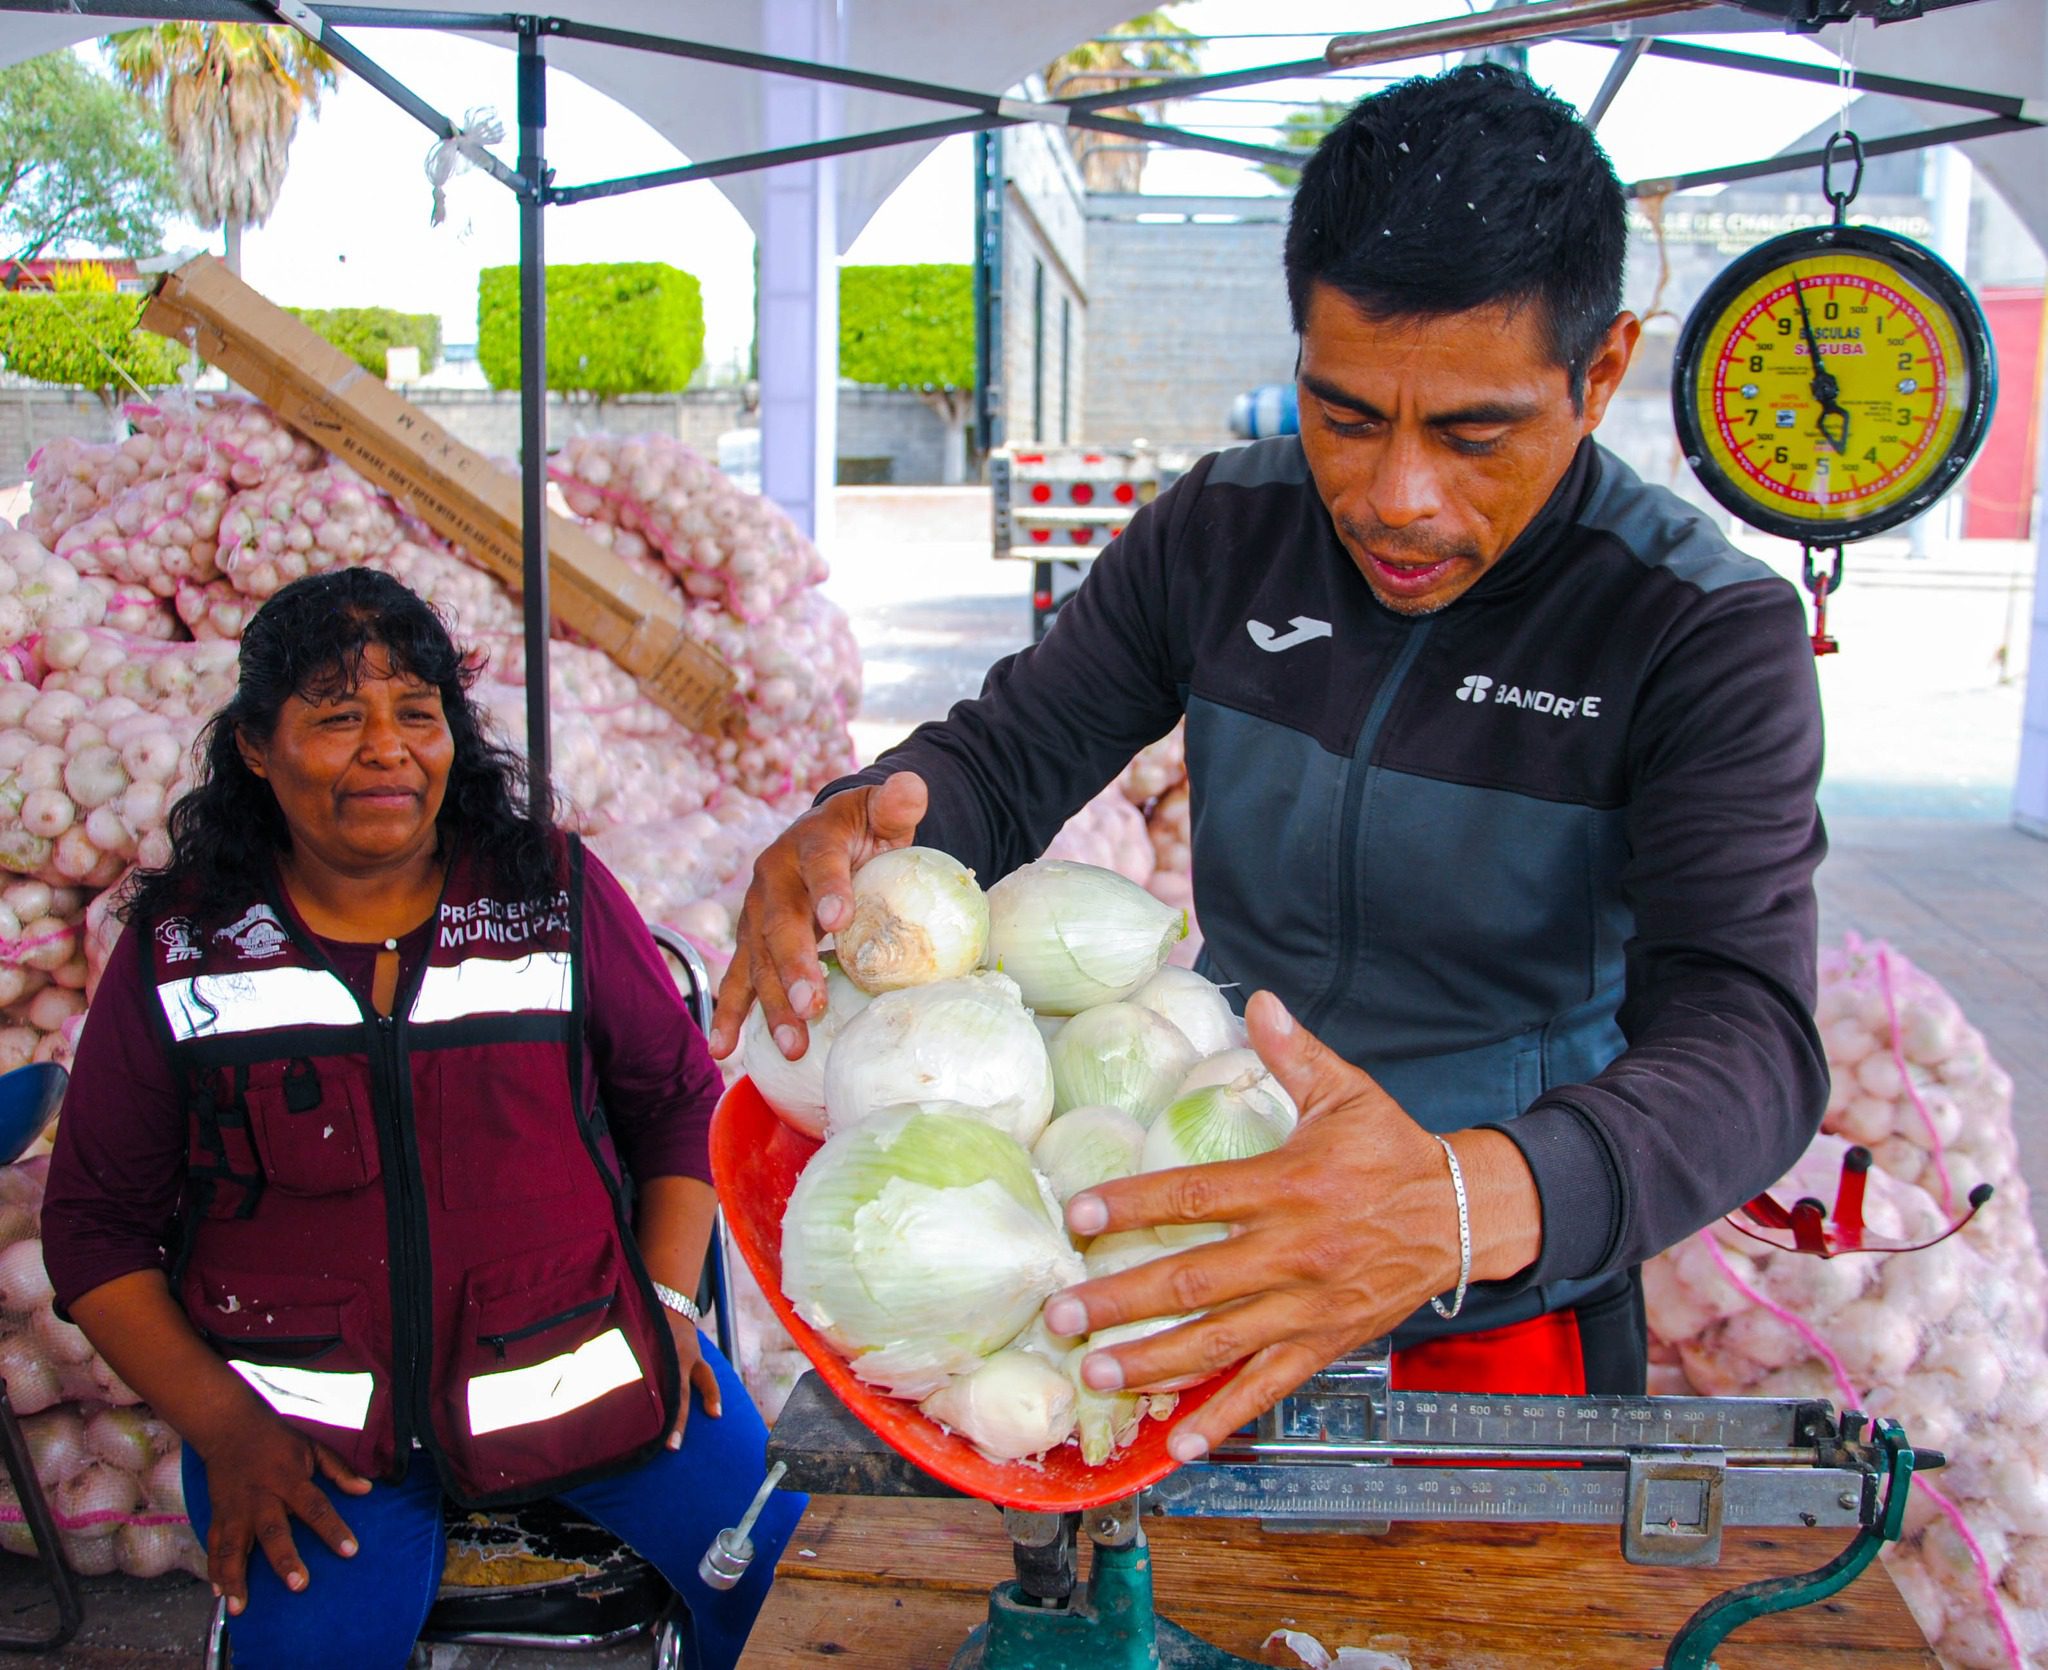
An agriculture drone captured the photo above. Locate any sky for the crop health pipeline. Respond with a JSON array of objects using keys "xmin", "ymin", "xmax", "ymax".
[{"xmin": 107, "ymin": 1, "xmax": 1859, "ymax": 377}]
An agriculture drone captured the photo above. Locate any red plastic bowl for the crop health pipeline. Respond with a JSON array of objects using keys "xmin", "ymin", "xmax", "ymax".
[{"xmin": 710, "ymin": 1076, "xmax": 1228, "ymax": 1511}]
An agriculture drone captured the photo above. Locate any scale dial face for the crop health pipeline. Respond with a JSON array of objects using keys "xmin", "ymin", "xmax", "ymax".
[{"xmin": 1673, "ymin": 225, "xmax": 1995, "ymax": 544}]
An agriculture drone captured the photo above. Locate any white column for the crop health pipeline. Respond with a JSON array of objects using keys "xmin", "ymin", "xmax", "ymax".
[
  {"xmin": 2015, "ymin": 372, "xmax": 2048, "ymax": 837},
  {"xmin": 757, "ymin": 0, "xmax": 841, "ymax": 546}
]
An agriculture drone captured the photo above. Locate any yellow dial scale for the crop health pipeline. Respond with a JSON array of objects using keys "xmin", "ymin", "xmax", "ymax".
[{"xmin": 1674, "ymin": 222, "xmax": 1996, "ymax": 548}]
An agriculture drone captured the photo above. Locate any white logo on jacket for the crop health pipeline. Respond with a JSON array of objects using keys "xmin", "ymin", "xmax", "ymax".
[
  {"xmin": 1456, "ymin": 674, "xmax": 1602, "ymax": 719},
  {"xmin": 1246, "ymin": 616, "xmax": 1333, "ymax": 653},
  {"xmin": 214, "ymin": 905, "xmax": 291, "ymax": 961}
]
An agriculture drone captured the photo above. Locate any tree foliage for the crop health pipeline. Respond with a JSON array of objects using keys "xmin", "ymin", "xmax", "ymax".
[
  {"xmin": 0, "ymin": 289, "xmax": 183, "ymax": 391},
  {"xmin": 1043, "ymin": 9, "xmax": 1199, "ymax": 193},
  {"xmin": 0, "ymin": 52, "xmax": 179, "ymax": 265},
  {"xmin": 477, "ymin": 262, "xmax": 704, "ymax": 396},
  {"xmin": 839, "ymin": 264, "xmax": 974, "ymax": 393},
  {"xmin": 288, "ymin": 306, "xmax": 442, "ymax": 378},
  {"xmin": 108, "ymin": 25, "xmax": 339, "ymax": 233},
  {"xmin": 1258, "ymin": 99, "xmax": 1352, "ymax": 191}
]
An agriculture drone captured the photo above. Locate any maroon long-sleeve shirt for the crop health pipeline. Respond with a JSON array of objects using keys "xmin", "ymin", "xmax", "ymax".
[{"xmin": 43, "ymin": 851, "xmax": 719, "ymax": 1316}]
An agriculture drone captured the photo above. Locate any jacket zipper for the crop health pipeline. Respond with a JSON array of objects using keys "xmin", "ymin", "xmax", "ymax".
[{"xmin": 1309, "ymin": 619, "xmax": 1436, "ymax": 1034}]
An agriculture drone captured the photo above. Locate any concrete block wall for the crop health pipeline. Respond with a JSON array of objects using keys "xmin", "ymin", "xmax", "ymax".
[{"xmin": 1080, "ymin": 207, "xmax": 1295, "ymax": 449}]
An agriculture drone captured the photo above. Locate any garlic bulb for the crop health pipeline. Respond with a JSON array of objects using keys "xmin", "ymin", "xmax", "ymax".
[{"xmin": 835, "ymin": 847, "xmax": 989, "ymax": 994}]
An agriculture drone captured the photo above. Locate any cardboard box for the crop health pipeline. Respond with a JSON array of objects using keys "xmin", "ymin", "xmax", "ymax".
[{"xmin": 140, "ymin": 255, "xmax": 737, "ymax": 733}]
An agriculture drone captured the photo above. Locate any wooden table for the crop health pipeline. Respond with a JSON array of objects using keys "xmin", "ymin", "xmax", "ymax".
[{"xmin": 741, "ymin": 1495, "xmax": 1938, "ymax": 1669}]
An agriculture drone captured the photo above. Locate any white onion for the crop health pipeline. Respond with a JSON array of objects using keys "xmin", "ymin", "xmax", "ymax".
[
  {"xmin": 918, "ymin": 1349, "xmax": 1078, "ymax": 1462},
  {"xmin": 822, "ymin": 971, "xmax": 1053, "ymax": 1147},
  {"xmin": 1031, "ymin": 1106, "xmax": 1148, "ymax": 1204},
  {"xmin": 1047, "ymin": 1003, "xmax": 1199, "ymax": 1125},
  {"xmin": 1142, "ymin": 1084, "xmax": 1293, "ymax": 1248},
  {"xmin": 29, "ymin": 1303, "xmax": 93, "ymax": 1365},
  {"xmin": 143, "ymin": 1447, "xmax": 186, "ymax": 1516},
  {"xmin": 1065, "ymin": 1342, "xmax": 1143, "ymax": 1464},
  {"xmin": 741, "ymin": 957, "xmax": 871, "ymax": 1139},
  {"xmin": 834, "ymin": 847, "xmax": 988, "ymax": 994},
  {"xmin": 1126, "ymin": 967, "xmax": 1238, "ymax": 1057},
  {"xmin": 1177, "ymin": 1049, "xmax": 1298, "ymax": 1130},
  {"xmin": 779, "ymin": 1108, "xmax": 1085, "ymax": 1400},
  {"xmin": 984, "ymin": 860, "xmax": 1186, "ymax": 1016}
]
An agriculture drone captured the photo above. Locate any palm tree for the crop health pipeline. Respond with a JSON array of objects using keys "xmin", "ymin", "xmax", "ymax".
[
  {"xmin": 108, "ymin": 25, "xmax": 341, "ymax": 275},
  {"xmin": 1044, "ymin": 10, "xmax": 1200, "ymax": 194}
]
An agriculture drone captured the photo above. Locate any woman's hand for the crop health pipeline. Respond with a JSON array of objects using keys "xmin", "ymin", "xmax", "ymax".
[
  {"xmin": 664, "ymin": 1313, "xmax": 723, "ymax": 1450},
  {"xmin": 201, "ymin": 1416, "xmax": 371, "ymax": 1615},
  {"xmin": 1039, "ymin": 991, "xmax": 1544, "ymax": 1465},
  {"xmin": 707, "ymin": 772, "xmax": 928, "ymax": 1062}
]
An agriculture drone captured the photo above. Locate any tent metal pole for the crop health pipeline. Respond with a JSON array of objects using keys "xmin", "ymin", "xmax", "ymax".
[
  {"xmin": 517, "ymin": 16, "xmax": 551, "ymax": 822},
  {"xmin": 1587, "ymin": 35, "xmax": 2039, "ymax": 118},
  {"xmin": 1628, "ymin": 112, "xmax": 2039, "ymax": 195}
]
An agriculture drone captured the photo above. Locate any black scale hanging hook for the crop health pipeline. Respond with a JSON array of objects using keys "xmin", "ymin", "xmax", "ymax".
[{"xmin": 1803, "ymin": 545, "xmax": 1844, "ymax": 657}]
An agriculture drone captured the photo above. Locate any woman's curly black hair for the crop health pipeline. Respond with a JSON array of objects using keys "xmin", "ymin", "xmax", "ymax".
[{"xmin": 122, "ymin": 567, "xmax": 560, "ymax": 930}]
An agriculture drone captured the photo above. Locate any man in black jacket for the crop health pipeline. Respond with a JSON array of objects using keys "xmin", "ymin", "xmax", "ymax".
[{"xmin": 708, "ymin": 64, "xmax": 1827, "ymax": 1462}]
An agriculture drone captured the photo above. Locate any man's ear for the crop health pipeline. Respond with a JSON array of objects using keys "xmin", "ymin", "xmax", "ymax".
[
  {"xmin": 1578, "ymin": 311, "xmax": 1641, "ymax": 432},
  {"xmin": 234, "ymin": 725, "xmax": 268, "ymax": 782}
]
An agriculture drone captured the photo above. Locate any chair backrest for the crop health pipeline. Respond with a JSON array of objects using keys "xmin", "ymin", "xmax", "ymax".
[{"xmin": 647, "ymin": 926, "xmax": 715, "ymax": 1037}]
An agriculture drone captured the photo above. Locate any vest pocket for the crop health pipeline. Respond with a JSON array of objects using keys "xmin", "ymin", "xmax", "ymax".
[
  {"xmin": 184, "ymin": 1267, "xmax": 384, "ymax": 1474},
  {"xmin": 442, "ymin": 1232, "xmax": 665, "ymax": 1498},
  {"xmin": 242, "ymin": 1058, "xmax": 381, "ymax": 1197}
]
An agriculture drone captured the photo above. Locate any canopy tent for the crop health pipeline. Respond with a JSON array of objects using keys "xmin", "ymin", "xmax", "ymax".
[{"xmin": 0, "ymin": 0, "xmax": 2042, "ymax": 823}]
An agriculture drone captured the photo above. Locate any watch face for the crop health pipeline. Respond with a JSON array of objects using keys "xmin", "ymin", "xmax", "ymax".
[{"xmin": 1674, "ymin": 226, "xmax": 1996, "ymax": 544}]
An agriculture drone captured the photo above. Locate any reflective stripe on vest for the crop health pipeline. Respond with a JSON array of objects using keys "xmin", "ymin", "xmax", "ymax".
[
  {"xmin": 158, "ymin": 953, "xmax": 573, "ymax": 1042},
  {"xmin": 159, "ymin": 967, "xmax": 361, "ymax": 1041},
  {"xmin": 466, "ymin": 1327, "xmax": 642, "ymax": 1437},
  {"xmin": 229, "ymin": 1360, "xmax": 376, "ymax": 1431},
  {"xmin": 411, "ymin": 952, "xmax": 572, "ymax": 1025}
]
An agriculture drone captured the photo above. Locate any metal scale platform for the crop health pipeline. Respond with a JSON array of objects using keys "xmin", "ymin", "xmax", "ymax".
[{"xmin": 765, "ymin": 1339, "xmax": 1935, "ymax": 1670}]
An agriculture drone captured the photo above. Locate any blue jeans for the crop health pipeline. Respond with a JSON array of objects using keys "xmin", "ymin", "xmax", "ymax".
[{"xmin": 185, "ymin": 1337, "xmax": 805, "ymax": 1670}]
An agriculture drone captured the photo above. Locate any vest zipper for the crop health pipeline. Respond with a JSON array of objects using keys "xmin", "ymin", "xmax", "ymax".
[
  {"xmin": 372, "ymin": 1011, "xmax": 434, "ymax": 1467},
  {"xmin": 1309, "ymin": 619, "xmax": 1436, "ymax": 1034},
  {"xmin": 479, "ymin": 1294, "xmax": 614, "ymax": 1361}
]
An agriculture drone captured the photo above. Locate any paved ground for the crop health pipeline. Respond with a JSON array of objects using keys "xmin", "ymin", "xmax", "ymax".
[{"xmin": 10, "ymin": 487, "xmax": 2045, "ymax": 1662}]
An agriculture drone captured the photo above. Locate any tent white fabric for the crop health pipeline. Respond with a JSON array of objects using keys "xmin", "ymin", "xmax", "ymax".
[{"xmin": 0, "ymin": 1, "xmax": 1139, "ymax": 249}]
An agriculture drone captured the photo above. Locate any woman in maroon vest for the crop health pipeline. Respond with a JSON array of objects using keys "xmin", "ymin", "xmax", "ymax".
[{"xmin": 43, "ymin": 568, "xmax": 802, "ymax": 1670}]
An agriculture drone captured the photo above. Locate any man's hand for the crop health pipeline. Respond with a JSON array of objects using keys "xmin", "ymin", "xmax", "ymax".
[
  {"xmin": 1040, "ymin": 991, "xmax": 1542, "ymax": 1464},
  {"xmin": 707, "ymin": 772, "xmax": 928, "ymax": 1062},
  {"xmin": 200, "ymin": 1416, "xmax": 370, "ymax": 1616},
  {"xmin": 664, "ymin": 1314, "xmax": 722, "ymax": 1451}
]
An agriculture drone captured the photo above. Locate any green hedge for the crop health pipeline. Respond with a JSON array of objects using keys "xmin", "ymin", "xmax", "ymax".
[
  {"xmin": 0, "ymin": 290, "xmax": 183, "ymax": 391},
  {"xmin": 839, "ymin": 264, "xmax": 973, "ymax": 391},
  {"xmin": 288, "ymin": 306, "xmax": 442, "ymax": 377},
  {"xmin": 477, "ymin": 262, "xmax": 704, "ymax": 395}
]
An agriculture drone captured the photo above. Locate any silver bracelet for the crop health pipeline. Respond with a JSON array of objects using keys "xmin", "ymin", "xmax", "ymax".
[
  {"xmin": 1430, "ymin": 1135, "xmax": 1472, "ymax": 1321},
  {"xmin": 651, "ymin": 1280, "xmax": 702, "ymax": 1324}
]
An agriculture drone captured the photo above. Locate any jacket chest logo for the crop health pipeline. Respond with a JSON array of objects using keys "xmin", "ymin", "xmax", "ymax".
[
  {"xmin": 1455, "ymin": 673, "xmax": 1603, "ymax": 720},
  {"xmin": 1247, "ymin": 616, "xmax": 1333, "ymax": 654}
]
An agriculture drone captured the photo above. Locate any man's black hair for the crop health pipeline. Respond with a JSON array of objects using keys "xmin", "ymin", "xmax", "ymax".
[{"xmin": 1284, "ymin": 63, "xmax": 1627, "ymax": 404}]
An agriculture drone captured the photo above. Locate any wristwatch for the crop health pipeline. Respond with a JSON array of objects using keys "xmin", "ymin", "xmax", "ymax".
[{"xmin": 651, "ymin": 1280, "xmax": 702, "ymax": 1323}]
